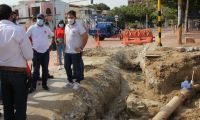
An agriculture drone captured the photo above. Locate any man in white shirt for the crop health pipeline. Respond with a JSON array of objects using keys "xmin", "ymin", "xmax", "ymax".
[
  {"xmin": 27, "ymin": 14, "xmax": 54, "ymax": 93},
  {"xmin": 0, "ymin": 4, "xmax": 33, "ymax": 120},
  {"xmin": 64, "ymin": 10, "xmax": 88, "ymax": 90}
]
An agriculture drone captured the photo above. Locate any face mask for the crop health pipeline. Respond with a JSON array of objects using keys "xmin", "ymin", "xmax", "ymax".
[
  {"xmin": 68, "ymin": 19, "xmax": 75, "ymax": 25},
  {"xmin": 59, "ymin": 24, "xmax": 64, "ymax": 28},
  {"xmin": 37, "ymin": 19, "xmax": 44, "ymax": 26}
]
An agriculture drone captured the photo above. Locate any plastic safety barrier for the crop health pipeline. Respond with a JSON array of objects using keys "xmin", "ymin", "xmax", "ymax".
[{"xmin": 122, "ymin": 29, "xmax": 155, "ymax": 45}]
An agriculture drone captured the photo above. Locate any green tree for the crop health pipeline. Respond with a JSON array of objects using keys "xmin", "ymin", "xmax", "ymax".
[
  {"xmin": 88, "ymin": 3, "xmax": 110, "ymax": 11},
  {"xmin": 109, "ymin": 3, "xmax": 158, "ymax": 28},
  {"xmin": 107, "ymin": 0, "xmax": 200, "ymax": 29},
  {"xmin": 162, "ymin": 6, "xmax": 177, "ymax": 20},
  {"xmin": 188, "ymin": 0, "xmax": 200, "ymax": 19}
]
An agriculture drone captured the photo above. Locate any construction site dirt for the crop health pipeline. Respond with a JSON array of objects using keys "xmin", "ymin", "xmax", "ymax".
[{"xmin": 1, "ymin": 28, "xmax": 200, "ymax": 120}]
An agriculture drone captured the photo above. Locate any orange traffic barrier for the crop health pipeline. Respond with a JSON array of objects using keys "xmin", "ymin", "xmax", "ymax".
[
  {"xmin": 122, "ymin": 30, "xmax": 129, "ymax": 45},
  {"xmin": 95, "ymin": 30, "xmax": 101, "ymax": 47},
  {"xmin": 122, "ymin": 29, "xmax": 155, "ymax": 45}
]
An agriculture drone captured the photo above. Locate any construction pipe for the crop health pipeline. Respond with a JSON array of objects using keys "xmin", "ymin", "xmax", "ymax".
[{"xmin": 153, "ymin": 84, "xmax": 200, "ymax": 120}]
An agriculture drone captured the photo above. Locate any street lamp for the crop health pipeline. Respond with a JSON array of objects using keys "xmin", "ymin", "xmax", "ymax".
[
  {"xmin": 114, "ymin": 15, "xmax": 119, "ymax": 28},
  {"xmin": 95, "ymin": 15, "xmax": 98, "ymax": 23}
]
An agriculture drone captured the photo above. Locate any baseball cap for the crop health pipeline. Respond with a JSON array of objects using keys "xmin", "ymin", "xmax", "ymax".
[{"xmin": 37, "ymin": 14, "xmax": 44, "ymax": 19}]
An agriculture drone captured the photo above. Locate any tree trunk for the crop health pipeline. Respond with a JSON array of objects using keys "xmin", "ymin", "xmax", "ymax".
[
  {"xmin": 178, "ymin": 0, "xmax": 183, "ymax": 44},
  {"xmin": 184, "ymin": 0, "xmax": 189, "ymax": 32}
]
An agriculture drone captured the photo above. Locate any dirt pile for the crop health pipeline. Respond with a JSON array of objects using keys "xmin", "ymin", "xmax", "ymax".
[
  {"xmin": 142, "ymin": 46, "xmax": 200, "ymax": 94},
  {"xmin": 24, "ymin": 44, "xmax": 200, "ymax": 120}
]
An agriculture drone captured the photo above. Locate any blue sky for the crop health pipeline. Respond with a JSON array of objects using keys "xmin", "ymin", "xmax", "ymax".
[{"xmin": 0, "ymin": 0, "xmax": 128, "ymax": 9}]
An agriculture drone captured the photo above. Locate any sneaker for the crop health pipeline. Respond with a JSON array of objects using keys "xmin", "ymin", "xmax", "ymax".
[
  {"xmin": 72, "ymin": 82, "xmax": 80, "ymax": 90},
  {"xmin": 58, "ymin": 65, "xmax": 62, "ymax": 70},
  {"xmin": 63, "ymin": 82, "xmax": 74, "ymax": 88}
]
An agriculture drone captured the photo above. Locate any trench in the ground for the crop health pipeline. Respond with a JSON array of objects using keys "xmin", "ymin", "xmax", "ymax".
[
  {"xmin": 97, "ymin": 51, "xmax": 200, "ymax": 120},
  {"xmin": 101, "ymin": 54, "xmax": 144, "ymax": 120}
]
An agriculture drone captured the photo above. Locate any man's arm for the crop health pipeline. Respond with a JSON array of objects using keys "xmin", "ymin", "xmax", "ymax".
[
  {"xmin": 64, "ymin": 34, "xmax": 66, "ymax": 49},
  {"xmin": 54, "ymin": 29, "xmax": 57, "ymax": 44},
  {"xmin": 80, "ymin": 32, "xmax": 88, "ymax": 49},
  {"xmin": 20, "ymin": 37, "xmax": 33, "ymax": 61},
  {"xmin": 18, "ymin": 29, "xmax": 33, "ymax": 60},
  {"xmin": 46, "ymin": 26, "xmax": 54, "ymax": 43},
  {"xmin": 75, "ymin": 22, "xmax": 88, "ymax": 52},
  {"xmin": 75, "ymin": 32, "xmax": 88, "ymax": 53},
  {"xmin": 26, "ymin": 26, "xmax": 33, "ymax": 45}
]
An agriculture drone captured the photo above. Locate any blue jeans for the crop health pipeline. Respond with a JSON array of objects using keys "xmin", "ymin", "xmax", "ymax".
[
  {"xmin": 56, "ymin": 44, "xmax": 64, "ymax": 65},
  {"xmin": 0, "ymin": 71, "xmax": 28, "ymax": 120},
  {"xmin": 64, "ymin": 53, "xmax": 84, "ymax": 83}
]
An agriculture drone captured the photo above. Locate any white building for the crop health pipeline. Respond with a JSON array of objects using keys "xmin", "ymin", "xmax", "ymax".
[
  {"xmin": 12, "ymin": 0, "xmax": 97, "ymax": 30},
  {"xmin": 13, "ymin": 0, "xmax": 68, "ymax": 30},
  {"xmin": 66, "ymin": 4, "xmax": 97, "ymax": 29},
  {"xmin": 50, "ymin": 0, "xmax": 68, "ymax": 26}
]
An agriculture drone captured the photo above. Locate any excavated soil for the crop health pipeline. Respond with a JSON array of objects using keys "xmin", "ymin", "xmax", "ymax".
[
  {"xmin": 82, "ymin": 45, "xmax": 200, "ymax": 120},
  {"xmin": 28, "ymin": 30, "xmax": 200, "ymax": 119},
  {"xmin": 1, "ymin": 30, "xmax": 200, "ymax": 120},
  {"xmin": 26, "ymin": 44, "xmax": 200, "ymax": 120}
]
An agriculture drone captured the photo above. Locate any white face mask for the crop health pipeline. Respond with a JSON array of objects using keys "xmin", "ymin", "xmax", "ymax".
[
  {"xmin": 68, "ymin": 19, "xmax": 75, "ymax": 25},
  {"xmin": 58, "ymin": 24, "xmax": 64, "ymax": 28},
  {"xmin": 37, "ymin": 19, "xmax": 44, "ymax": 26}
]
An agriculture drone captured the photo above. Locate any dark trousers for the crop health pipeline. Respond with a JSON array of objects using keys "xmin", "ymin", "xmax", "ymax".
[
  {"xmin": 64, "ymin": 53, "xmax": 84, "ymax": 83},
  {"xmin": 0, "ymin": 71, "xmax": 28, "ymax": 120},
  {"xmin": 32, "ymin": 50, "xmax": 49, "ymax": 89}
]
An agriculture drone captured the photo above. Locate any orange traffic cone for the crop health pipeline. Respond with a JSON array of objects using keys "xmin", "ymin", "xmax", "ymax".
[{"xmin": 95, "ymin": 30, "xmax": 101, "ymax": 47}]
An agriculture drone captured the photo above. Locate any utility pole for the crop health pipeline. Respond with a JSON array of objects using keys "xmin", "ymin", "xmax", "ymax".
[
  {"xmin": 157, "ymin": 0, "xmax": 162, "ymax": 46},
  {"xmin": 184, "ymin": 0, "xmax": 189, "ymax": 32},
  {"xmin": 178, "ymin": 0, "xmax": 183, "ymax": 44},
  {"xmin": 91, "ymin": 0, "xmax": 93, "ymax": 4},
  {"xmin": 52, "ymin": 0, "xmax": 56, "ymax": 29},
  {"xmin": 146, "ymin": 0, "xmax": 149, "ymax": 29}
]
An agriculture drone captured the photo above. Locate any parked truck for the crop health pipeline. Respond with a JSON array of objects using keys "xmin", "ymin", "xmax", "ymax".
[{"xmin": 89, "ymin": 16, "xmax": 121, "ymax": 40}]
